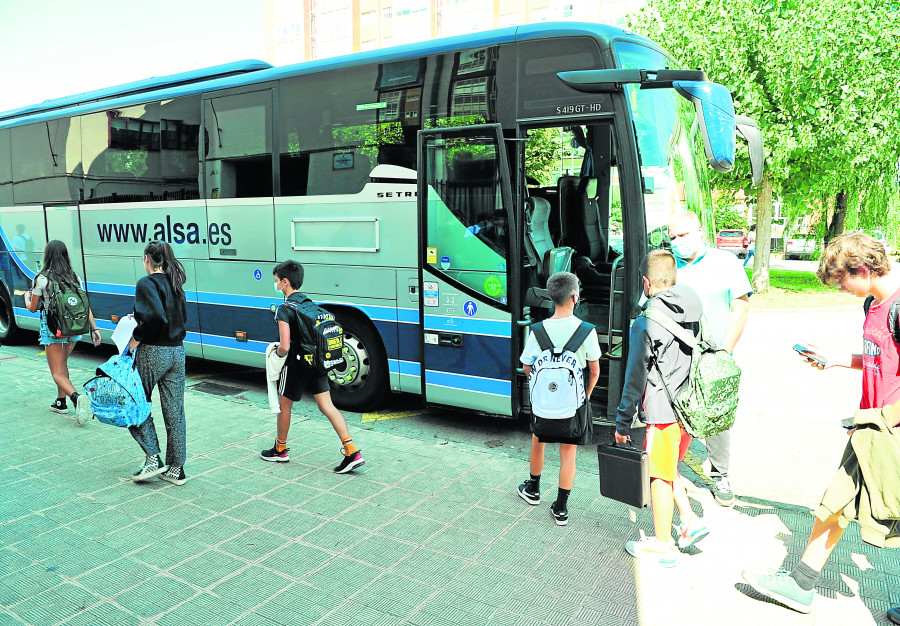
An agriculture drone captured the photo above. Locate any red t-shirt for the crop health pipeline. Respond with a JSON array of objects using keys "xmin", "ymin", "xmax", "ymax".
[{"xmin": 861, "ymin": 288, "xmax": 900, "ymax": 409}]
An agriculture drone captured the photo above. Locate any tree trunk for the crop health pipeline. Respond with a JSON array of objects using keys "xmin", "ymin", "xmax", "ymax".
[
  {"xmin": 751, "ymin": 173, "xmax": 773, "ymax": 294},
  {"xmin": 824, "ymin": 191, "xmax": 847, "ymax": 248}
]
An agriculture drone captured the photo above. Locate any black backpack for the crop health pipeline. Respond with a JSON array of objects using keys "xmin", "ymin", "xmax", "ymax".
[
  {"xmin": 279, "ymin": 295, "xmax": 345, "ymax": 375},
  {"xmin": 42, "ymin": 272, "xmax": 91, "ymax": 338},
  {"xmin": 863, "ymin": 295, "xmax": 900, "ymax": 344}
]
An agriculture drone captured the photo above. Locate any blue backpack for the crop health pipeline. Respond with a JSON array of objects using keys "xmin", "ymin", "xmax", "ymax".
[{"xmin": 82, "ymin": 350, "xmax": 151, "ymax": 427}]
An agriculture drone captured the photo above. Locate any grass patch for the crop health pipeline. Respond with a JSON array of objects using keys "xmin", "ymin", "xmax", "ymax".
[
  {"xmin": 746, "ymin": 268, "xmax": 832, "ymax": 294},
  {"xmin": 746, "ymin": 267, "xmax": 859, "ymax": 309}
]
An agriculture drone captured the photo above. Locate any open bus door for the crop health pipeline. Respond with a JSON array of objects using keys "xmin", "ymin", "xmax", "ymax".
[{"xmin": 416, "ymin": 125, "xmax": 516, "ymax": 416}]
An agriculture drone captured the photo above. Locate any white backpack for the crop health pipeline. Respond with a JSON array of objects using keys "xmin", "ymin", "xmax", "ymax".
[{"xmin": 528, "ymin": 321, "xmax": 594, "ymax": 440}]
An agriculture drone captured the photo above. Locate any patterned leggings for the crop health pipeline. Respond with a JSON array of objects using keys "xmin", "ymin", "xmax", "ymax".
[{"xmin": 129, "ymin": 344, "xmax": 187, "ymax": 468}]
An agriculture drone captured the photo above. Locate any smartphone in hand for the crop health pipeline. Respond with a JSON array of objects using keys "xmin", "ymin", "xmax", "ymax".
[{"xmin": 793, "ymin": 344, "xmax": 827, "ymax": 366}]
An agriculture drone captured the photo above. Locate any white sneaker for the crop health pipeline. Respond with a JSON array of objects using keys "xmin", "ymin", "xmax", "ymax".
[
  {"xmin": 74, "ymin": 393, "xmax": 92, "ymax": 426},
  {"xmin": 676, "ymin": 516, "xmax": 710, "ymax": 549},
  {"xmin": 625, "ymin": 532, "xmax": 679, "ymax": 567}
]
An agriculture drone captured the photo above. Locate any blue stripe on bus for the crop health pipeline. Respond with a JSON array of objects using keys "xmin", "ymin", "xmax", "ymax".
[
  {"xmin": 86, "ymin": 283, "xmax": 136, "ymax": 297},
  {"xmin": 424, "ymin": 314, "xmax": 511, "ymax": 337},
  {"xmin": 396, "ymin": 308, "xmax": 419, "ymax": 324},
  {"xmin": 87, "ymin": 282, "xmax": 415, "ymax": 324},
  {"xmin": 89, "ymin": 282, "xmax": 201, "ymax": 302},
  {"xmin": 424, "ymin": 370, "xmax": 511, "ymax": 397},
  {"xmin": 200, "ymin": 333, "xmax": 267, "ymax": 352},
  {"xmin": 71, "ymin": 290, "xmax": 406, "ymax": 361},
  {"xmin": 388, "ymin": 359, "xmax": 421, "ymax": 377}
]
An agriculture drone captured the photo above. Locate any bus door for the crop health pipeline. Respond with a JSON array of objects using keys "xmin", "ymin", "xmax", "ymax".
[
  {"xmin": 518, "ymin": 121, "xmax": 628, "ymax": 423},
  {"xmin": 416, "ymin": 125, "xmax": 515, "ymax": 416}
]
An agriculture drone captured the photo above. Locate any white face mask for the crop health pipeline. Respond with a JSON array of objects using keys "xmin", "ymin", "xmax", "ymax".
[{"xmin": 670, "ymin": 231, "xmax": 702, "ymax": 259}]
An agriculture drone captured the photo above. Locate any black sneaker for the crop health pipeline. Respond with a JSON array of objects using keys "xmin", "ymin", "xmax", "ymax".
[
  {"xmin": 49, "ymin": 399, "xmax": 69, "ymax": 414},
  {"xmin": 132, "ymin": 454, "xmax": 167, "ymax": 482},
  {"xmin": 712, "ymin": 477, "xmax": 735, "ymax": 507},
  {"xmin": 333, "ymin": 450, "xmax": 365, "ymax": 474},
  {"xmin": 517, "ymin": 479, "xmax": 540, "ymax": 505},
  {"xmin": 260, "ymin": 445, "xmax": 290, "ymax": 463},
  {"xmin": 160, "ymin": 466, "xmax": 186, "ymax": 486},
  {"xmin": 550, "ymin": 501, "xmax": 568, "ymax": 527}
]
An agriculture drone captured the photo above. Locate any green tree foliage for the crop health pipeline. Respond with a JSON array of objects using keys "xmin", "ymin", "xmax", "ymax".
[
  {"xmin": 525, "ymin": 128, "xmax": 564, "ymax": 187},
  {"xmin": 632, "ymin": 0, "xmax": 900, "ymax": 290},
  {"xmin": 714, "ymin": 198, "xmax": 748, "ymax": 230}
]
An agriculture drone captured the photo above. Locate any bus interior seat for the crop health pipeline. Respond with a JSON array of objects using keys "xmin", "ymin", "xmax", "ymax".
[
  {"xmin": 528, "ymin": 187, "xmax": 561, "ymax": 241},
  {"xmin": 524, "ymin": 196, "xmax": 574, "ymax": 289},
  {"xmin": 558, "ymin": 175, "xmax": 608, "ymax": 263}
]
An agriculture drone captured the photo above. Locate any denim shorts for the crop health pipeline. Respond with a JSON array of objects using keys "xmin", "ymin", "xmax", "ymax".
[{"xmin": 38, "ymin": 315, "xmax": 82, "ymax": 345}]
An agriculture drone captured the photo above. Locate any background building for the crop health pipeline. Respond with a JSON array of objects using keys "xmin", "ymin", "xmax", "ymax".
[{"xmin": 264, "ymin": 0, "xmax": 647, "ymax": 66}]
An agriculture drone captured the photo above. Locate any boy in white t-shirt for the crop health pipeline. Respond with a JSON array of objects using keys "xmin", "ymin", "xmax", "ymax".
[{"xmin": 517, "ymin": 272, "xmax": 600, "ymax": 526}]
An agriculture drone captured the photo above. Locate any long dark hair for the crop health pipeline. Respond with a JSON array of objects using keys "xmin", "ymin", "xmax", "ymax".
[
  {"xmin": 36, "ymin": 240, "xmax": 80, "ymax": 291},
  {"xmin": 144, "ymin": 241, "xmax": 186, "ymax": 300}
]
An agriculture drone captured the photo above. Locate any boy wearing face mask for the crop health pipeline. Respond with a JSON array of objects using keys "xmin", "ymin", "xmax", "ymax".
[
  {"xmin": 667, "ymin": 211, "xmax": 752, "ymax": 507},
  {"xmin": 615, "ymin": 250, "xmax": 709, "ymax": 566},
  {"xmin": 260, "ymin": 260, "xmax": 365, "ymax": 474}
]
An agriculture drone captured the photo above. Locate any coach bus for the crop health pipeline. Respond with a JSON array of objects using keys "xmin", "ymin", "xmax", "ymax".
[{"xmin": 0, "ymin": 22, "xmax": 762, "ymax": 423}]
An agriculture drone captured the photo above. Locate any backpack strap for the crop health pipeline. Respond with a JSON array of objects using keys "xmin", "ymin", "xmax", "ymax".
[
  {"xmin": 642, "ymin": 307, "xmax": 700, "ymax": 351},
  {"xmin": 891, "ymin": 298, "xmax": 900, "ymax": 344},
  {"xmin": 863, "ymin": 294, "xmax": 900, "ymax": 344},
  {"xmin": 530, "ymin": 322, "xmax": 554, "ymax": 352},
  {"xmin": 646, "ymin": 339, "xmax": 679, "ymax": 411},
  {"xmin": 562, "ymin": 321, "xmax": 594, "ymax": 354}
]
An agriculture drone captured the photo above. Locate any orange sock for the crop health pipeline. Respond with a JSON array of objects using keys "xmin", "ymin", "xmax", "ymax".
[
  {"xmin": 341, "ymin": 436, "xmax": 357, "ymax": 456},
  {"xmin": 275, "ymin": 438, "xmax": 287, "ymax": 453}
]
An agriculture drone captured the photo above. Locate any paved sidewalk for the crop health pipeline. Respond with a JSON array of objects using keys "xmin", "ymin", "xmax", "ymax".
[{"xmin": 1, "ymin": 345, "xmax": 897, "ymax": 625}]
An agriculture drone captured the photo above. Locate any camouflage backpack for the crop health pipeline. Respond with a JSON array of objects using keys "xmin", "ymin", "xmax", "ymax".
[{"xmin": 642, "ymin": 307, "xmax": 741, "ymax": 439}]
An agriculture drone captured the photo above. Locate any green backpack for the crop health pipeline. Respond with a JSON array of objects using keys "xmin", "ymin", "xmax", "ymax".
[
  {"xmin": 43, "ymin": 272, "xmax": 92, "ymax": 338},
  {"xmin": 641, "ymin": 307, "xmax": 741, "ymax": 439}
]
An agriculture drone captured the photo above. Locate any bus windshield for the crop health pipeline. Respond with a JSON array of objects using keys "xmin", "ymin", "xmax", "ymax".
[{"xmin": 615, "ymin": 42, "xmax": 713, "ymax": 247}]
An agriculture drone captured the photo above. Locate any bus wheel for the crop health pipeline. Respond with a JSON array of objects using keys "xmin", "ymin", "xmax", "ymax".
[
  {"xmin": 0, "ymin": 283, "xmax": 20, "ymax": 345},
  {"xmin": 328, "ymin": 314, "xmax": 389, "ymax": 412}
]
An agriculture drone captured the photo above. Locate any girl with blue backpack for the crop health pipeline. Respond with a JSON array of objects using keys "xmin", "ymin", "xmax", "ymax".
[{"xmin": 127, "ymin": 241, "xmax": 189, "ymax": 486}]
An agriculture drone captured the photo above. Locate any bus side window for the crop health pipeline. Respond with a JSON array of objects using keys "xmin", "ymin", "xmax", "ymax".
[
  {"xmin": 204, "ymin": 91, "xmax": 273, "ymax": 199},
  {"xmin": 81, "ymin": 104, "xmax": 160, "ymax": 204}
]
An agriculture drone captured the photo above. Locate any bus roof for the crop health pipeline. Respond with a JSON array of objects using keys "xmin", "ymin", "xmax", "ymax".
[
  {"xmin": 0, "ymin": 60, "xmax": 273, "ymax": 123},
  {"xmin": 0, "ymin": 22, "xmax": 658, "ymax": 129}
]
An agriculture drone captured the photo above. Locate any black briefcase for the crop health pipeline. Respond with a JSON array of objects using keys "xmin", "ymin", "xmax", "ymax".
[{"xmin": 597, "ymin": 442, "xmax": 650, "ymax": 508}]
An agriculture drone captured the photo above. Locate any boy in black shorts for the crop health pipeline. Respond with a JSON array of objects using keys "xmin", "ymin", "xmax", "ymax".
[{"xmin": 260, "ymin": 260, "xmax": 365, "ymax": 474}]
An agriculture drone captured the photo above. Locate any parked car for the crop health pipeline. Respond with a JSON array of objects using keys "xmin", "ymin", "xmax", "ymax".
[
  {"xmin": 784, "ymin": 234, "xmax": 817, "ymax": 260},
  {"xmin": 715, "ymin": 229, "xmax": 748, "ymax": 257}
]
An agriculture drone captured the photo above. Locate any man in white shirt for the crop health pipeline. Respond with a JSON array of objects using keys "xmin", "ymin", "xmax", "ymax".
[{"xmin": 668, "ymin": 211, "xmax": 751, "ymax": 506}]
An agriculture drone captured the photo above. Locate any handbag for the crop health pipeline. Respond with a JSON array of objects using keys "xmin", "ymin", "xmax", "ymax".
[{"xmin": 597, "ymin": 441, "xmax": 650, "ymax": 508}]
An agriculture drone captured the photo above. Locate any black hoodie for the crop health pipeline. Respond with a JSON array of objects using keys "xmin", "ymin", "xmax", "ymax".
[
  {"xmin": 133, "ymin": 273, "xmax": 187, "ymax": 346},
  {"xmin": 615, "ymin": 283, "xmax": 703, "ymax": 434}
]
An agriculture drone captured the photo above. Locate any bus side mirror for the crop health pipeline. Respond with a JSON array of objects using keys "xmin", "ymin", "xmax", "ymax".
[
  {"xmin": 673, "ymin": 81, "xmax": 735, "ymax": 174},
  {"xmin": 735, "ymin": 115, "xmax": 764, "ymax": 186}
]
